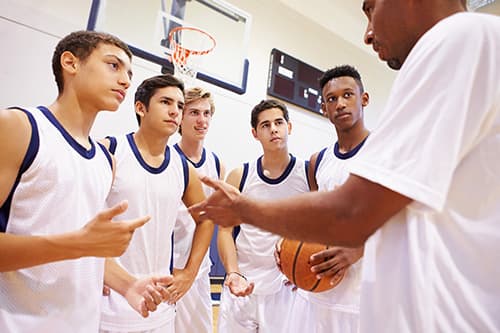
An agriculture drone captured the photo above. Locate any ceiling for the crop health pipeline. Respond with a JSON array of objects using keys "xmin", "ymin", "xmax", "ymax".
[{"xmin": 278, "ymin": 0, "xmax": 500, "ymax": 56}]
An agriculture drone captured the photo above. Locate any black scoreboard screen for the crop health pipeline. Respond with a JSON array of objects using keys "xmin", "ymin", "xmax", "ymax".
[{"xmin": 267, "ymin": 48, "xmax": 324, "ymax": 115}]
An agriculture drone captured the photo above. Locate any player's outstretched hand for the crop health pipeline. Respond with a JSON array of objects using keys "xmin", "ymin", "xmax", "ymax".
[
  {"xmin": 188, "ymin": 176, "xmax": 243, "ymax": 227},
  {"xmin": 309, "ymin": 246, "xmax": 363, "ymax": 284},
  {"xmin": 125, "ymin": 275, "xmax": 174, "ymax": 318},
  {"xmin": 225, "ymin": 272, "xmax": 254, "ymax": 297},
  {"xmin": 80, "ymin": 201, "xmax": 150, "ymax": 257}
]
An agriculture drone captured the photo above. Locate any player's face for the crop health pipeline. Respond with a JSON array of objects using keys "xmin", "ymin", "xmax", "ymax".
[
  {"xmin": 74, "ymin": 43, "xmax": 132, "ymax": 112},
  {"xmin": 252, "ymin": 107, "xmax": 291, "ymax": 151},
  {"xmin": 181, "ymin": 98, "xmax": 213, "ymax": 141},
  {"xmin": 362, "ymin": 0, "xmax": 419, "ymax": 70},
  {"xmin": 321, "ymin": 77, "xmax": 368, "ymax": 133},
  {"xmin": 138, "ymin": 86, "xmax": 184, "ymax": 137}
]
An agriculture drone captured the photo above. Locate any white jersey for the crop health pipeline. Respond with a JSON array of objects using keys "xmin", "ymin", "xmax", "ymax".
[
  {"xmin": 172, "ymin": 143, "xmax": 220, "ymax": 333},
  {"xmin": 0, "ymin": 106, "xmax": 112, "ymax": 333},
  {"xmin": 172, "ymin": 143, "xmax": 221, "ymax": 276},
  {"xmin": 296, "ymin": 141, "xmax": 365, "ymax": 313},
  {"xmin": 347, "ymin": 13, "xmax": 500, "ymax": 332},
  {"xmin": 237, "ymin": 155, "xmax": 310, "ymax": 295},
  {"xmin": 100, "ymin": 134, "xmax": 188, "ymax": 331}
]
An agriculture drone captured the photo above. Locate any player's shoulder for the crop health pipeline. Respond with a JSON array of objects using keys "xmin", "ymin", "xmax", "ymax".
[
  {"xmin": 0, "ymin": 107, "xmax": 33, "ymax": 143},
  {"xmin": 226, "ymin": 165, "xmax": 245, "ymax": 187}
]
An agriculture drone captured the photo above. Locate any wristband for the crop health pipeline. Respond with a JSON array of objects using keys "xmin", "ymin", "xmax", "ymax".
[{"xmin": 227, "ymin": 271, "xmax": 247, "ymax": 281}]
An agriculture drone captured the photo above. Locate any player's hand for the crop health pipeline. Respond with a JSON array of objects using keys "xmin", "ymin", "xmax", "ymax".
[
  {"xmin": 80, "ymin": 201, "xmax": 150, "ymax": 257},
  {"xmin": 162, "ymin": 268, "xmax": 195, "ymax": 304},
  {"xmin": 225, "ymin": 272, "xmax": 254, "ymax": 297},
  {"xmin": 188, "ymin": 176, "xmax": 243, "ymax": 227},
  {"xmin": 309, "ymin": 246, "xmax": 363, "ymax": 284},
  {"xmin": 125, "ymin": 275, "xmax": 174, "ymax": 318}
]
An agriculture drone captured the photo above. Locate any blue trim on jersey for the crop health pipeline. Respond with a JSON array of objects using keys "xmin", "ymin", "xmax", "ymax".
[
  {"xmin": 97, "ymin": 142, "xmax": 113, "ymax": 170},
  {"xmin": 333, "ymin": 136, "xmax": 368, "ymax": 160},
  {"xmin": 180, "ymin": 153, "xmax": 189, "ymax": 195},
  {"xmin": 239, "ymin": 163, "xmax": 249, "ymax": 192},
  {"xmin": 170, "ymin": 232, "xmax": 174, "ymax": 274},
  {"xmin": 173, "ymin": 143, "xmax": 207, "ymax": 168},
  {"xmin": 37, "ymin": 106, "xmax": 96, "ymax": 159},
  {"xmin": 305, "ymin": 160, "xmax": 312, "ymax": 190},
  {"xmin": 256, "ymin": 154, "xmax": 296, "ymax": 185},
  {"xmin": 314, "ymin": 147, "xmax": 328, "ymax": 179},
  {"xmin": 106, "ymin": 136, "xmax": 117, "ymax": 154},
  {"xmin": 212, "ymin": 152, "xmax": 221, "ymax": 178},
  {"xmin": 1, "ymin": 108, "xmax": 40, "ymax": 232},
  {"xmin": 126, "ymin": 133, "xmax": 171, "ymax": 174}
]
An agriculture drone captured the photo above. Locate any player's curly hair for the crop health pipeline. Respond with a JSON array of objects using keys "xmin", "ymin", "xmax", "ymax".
[{"xmin": 319, "ymin": 65, "xmax": 364, "ymax": 93}]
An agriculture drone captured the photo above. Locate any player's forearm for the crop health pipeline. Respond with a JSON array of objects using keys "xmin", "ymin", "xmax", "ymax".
[
  {"xmin": 0, "ymin": 232, "xmax": 85, "ymax": 272},
  {"xmin": 104, "ymin": 258, "xmax": 136, "ymax": 297},
  {"xmin": 217, "ymin": 229, "xmax": 240, "ymax": 273},
  {"xmin": 183, "ymin": 220, "xmax": 213, "ymax": 275}
]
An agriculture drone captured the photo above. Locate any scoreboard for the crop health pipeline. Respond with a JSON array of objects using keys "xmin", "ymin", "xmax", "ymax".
[{"xmin": 267, "ymin": 48, "xmax": 324, "ymax": 115}]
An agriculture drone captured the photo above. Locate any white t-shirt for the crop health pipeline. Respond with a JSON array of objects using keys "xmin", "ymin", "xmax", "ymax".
[{"xmin": 348, "ymin": 13, "xmax": 500, "ymax": 332}]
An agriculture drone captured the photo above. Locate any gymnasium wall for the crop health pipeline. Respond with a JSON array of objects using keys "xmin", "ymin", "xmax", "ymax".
[{"xmin": 0, "ymin": 0, "xmax": 396, "ymax": 172}]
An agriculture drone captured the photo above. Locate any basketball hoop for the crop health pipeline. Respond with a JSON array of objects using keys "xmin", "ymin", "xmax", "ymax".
[{"xmin": 168, "ymin": 26, "xmax": 216, "ymax": 79}]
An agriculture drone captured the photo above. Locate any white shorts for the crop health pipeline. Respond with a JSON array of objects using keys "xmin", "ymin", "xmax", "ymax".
[
  {"xmin": 175, "ymin": 274, "xmax": 212, "ymax": 333},
  {"xmin": 287, "ymin": 292, "xmax": 359, "ymax": 333},
  {"xmin": 99, "ymin": 319, "xmax": 174, "ymax": 333},
  {"xmin": 217, "ymin": 283, "xmax": 295, "ymax": 333}
]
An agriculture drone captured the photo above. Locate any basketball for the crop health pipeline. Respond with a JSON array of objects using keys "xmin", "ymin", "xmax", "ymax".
[{"xmin": 278, "ymin": 238, "xmax": 344, "ymax": 293}]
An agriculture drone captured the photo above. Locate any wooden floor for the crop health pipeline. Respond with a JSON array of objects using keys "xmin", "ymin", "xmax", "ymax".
[
  {"xmin": 212, "ymin": 305, "xmax": 219, "ymax": 333},
  {"xmin": 211, "ymin": 279, "xmax": 222, "ymax": 332}
]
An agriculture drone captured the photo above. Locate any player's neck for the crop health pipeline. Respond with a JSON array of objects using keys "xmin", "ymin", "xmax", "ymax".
[
  {"xmin": 177, "ymin": 137, "xmax": 204, "ymax": 163},
  {"xmin": 261, "ymin": 149, "xmax": 291, "ymax": 177},
  {"xmin": 133, "ymin": 128, "xmax": 169, "ymax": 158},
  {"xmin": 336, "ymin": 127, "xmax": 370, "ymax": 154},
  {"xmin": 48, "ymin": 97, "xmax": 97, "ymax": 149}
]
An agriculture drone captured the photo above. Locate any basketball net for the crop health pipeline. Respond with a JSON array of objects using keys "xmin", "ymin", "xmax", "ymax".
[{"xmin": 168, "ymin": 26, "xmax": 216, "ymax": 84}]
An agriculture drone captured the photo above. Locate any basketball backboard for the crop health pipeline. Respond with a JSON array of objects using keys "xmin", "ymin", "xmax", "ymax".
[{"xmin": 87, "ymin": 0, "xmax": 251, "ymax": 94}]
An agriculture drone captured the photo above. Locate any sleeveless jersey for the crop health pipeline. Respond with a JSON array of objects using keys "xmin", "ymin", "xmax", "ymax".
[
  {"xmin": 0, "ymin": 106, "xmax": 112, "ymax": 333},
  {"xmin": 100, "ymin": 133, "xmax": 188, "ymax": 331},
  {"xmin": 172, "ymin": 143, "xmax": 220, "ymax": 277},
  {"xmin": 297, "ymin": 140, "xmax": 366, "ymax": 312},
  {"xmin": 236, "ymin": 155, "xmax": 310, "ymax": 295}
]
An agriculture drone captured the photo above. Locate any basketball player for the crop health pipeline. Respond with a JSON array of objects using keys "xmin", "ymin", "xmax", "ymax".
[
  {"xmin": 286, "ymin": 65, "xmax": 368, "ymax": 333},
  {"xmin": 99, "ymin": 75, "xmax": 214, "ymax": 333},
  {"xmin": 190, "ymin": 1, "xmax": 500, "ymax": 331},
  {"xmin": 216, "ymin": 99, "xmax": 306, "ymax": 332},
  {"xmin": 0, "ymin": 31, "xmax": 158, "ymax": 332},
  {"xmin": 173, "ymin": 87, "xmax": 225, "ymax": 333}
]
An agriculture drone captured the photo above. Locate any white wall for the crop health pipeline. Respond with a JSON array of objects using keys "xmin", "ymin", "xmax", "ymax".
[{"xmin": 0, "ymin": 0, "xmax": 396, "ymax": 172}]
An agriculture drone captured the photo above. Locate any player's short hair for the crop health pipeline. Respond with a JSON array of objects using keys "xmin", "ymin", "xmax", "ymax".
[
  {"xmin": 178, "ymin": 87, "xmax": 215, "ymax": 135},
  {"xmin": 134, "ymin": 74, "xmax": 185, "ymax": 125},
  {"xmin": 251, "ymin": 99, "xmax": 289, "ymax": 129},
  {"xmin": 184, "ymin": 87, "xmax": 215, "ymax": 114},
  {"xmin": 52, "ymin": 30, "xmax": 132, "ymax": 94},
  {"xmin": 319, "ymin": 65, "xmax": 364, "ymax": 93}
]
